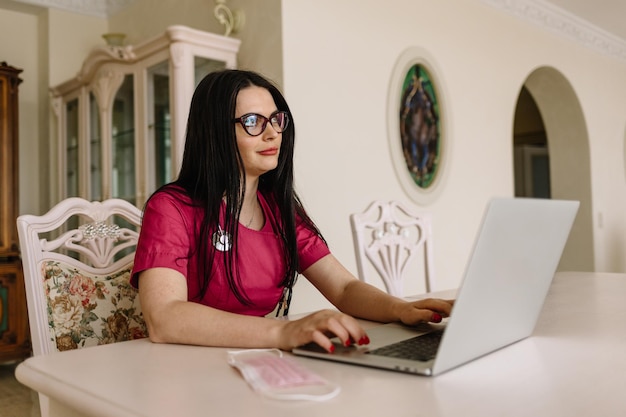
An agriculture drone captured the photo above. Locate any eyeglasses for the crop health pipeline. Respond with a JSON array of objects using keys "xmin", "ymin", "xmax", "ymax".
[{"xmin": 233, "ymin": 111, "xmax": 289, "ymax": 137}]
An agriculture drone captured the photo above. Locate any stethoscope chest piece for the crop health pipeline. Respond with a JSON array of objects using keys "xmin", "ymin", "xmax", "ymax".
[{"xmin": 212, "ymin": 226, "xmax": 232, "ymax": 252}]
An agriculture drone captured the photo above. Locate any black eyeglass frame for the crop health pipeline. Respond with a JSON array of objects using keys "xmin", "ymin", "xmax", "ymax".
[{"xmin": 233, "ymin": 110, "xmax": 290, "ymax": 137}]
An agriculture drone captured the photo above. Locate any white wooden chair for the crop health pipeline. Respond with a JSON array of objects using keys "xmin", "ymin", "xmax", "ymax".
[
  {"xmin": 350, "ymin": 200, "xmax": 435, "ymax": 297},
  {"xmin": 16, "ymin": 197, "xmax": 148, "ymax": 416}
]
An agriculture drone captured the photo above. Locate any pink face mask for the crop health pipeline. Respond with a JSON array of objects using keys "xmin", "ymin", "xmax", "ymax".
[{"xmin": 227, "ymin": 349, "xmax": 340, "ymax": 401}]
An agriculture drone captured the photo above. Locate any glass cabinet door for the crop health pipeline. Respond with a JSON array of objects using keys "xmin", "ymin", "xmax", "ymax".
[
  {"xmin": 194, "ymin": 57, "xmax": 226, "ymax": 87},
  {"xmin": 65, "ymin": 99, "xmax": 79, "ymax": 197},
  {"xmin": 89, "ymin": 92, "xmax": 102, "ymax": 201},
  {"xmin": 112, "ymin": 74, "xmax": 136, "ymax": 204},
  {"xmin": 147, "ymin": 61, "xmax": 171, "ymax": 190}
]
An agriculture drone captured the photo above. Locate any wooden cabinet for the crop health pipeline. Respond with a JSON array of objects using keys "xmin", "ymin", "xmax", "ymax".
[
  {"xmin": 51, "ymin": 25, "xmax": 240, "ymax": 206},
  {"xmin": 0, "ymin": 62, "xmax": 21, "ymax": 257},
  {"xmin": 0, "ymin": 260, "xmax": 30, "ymax": 361},
  {"xmin": 0, "ymin": 62, "xmax": 31, "ymax": 362}
]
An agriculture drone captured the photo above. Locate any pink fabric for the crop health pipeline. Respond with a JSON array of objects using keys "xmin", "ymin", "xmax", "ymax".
[{"xmin": 131, "ymin": 189, "xmax": 330, "ymax": 316}]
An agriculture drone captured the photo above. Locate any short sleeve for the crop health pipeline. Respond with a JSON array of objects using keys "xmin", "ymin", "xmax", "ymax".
[
  {"xmin": 130, "ymin": 192, "xmax": 195, "ymax": 288},
  {"xmin": 296, "ymin": 222, "xmax": 330, "ymax": 272}
]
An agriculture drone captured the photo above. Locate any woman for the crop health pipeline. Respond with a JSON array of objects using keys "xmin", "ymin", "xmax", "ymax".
[{"xmin": 132, "ymin": 69, "xmax": 453, "ymax": 353}]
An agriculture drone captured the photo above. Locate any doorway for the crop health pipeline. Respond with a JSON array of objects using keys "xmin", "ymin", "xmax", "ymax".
[
  {"xmin": 513, "ymin": 67, "xmax": 595, "ymax": 271},
  {"xmin": 513, "ymin": 86, "xmax": 550, "ymax": 199}
]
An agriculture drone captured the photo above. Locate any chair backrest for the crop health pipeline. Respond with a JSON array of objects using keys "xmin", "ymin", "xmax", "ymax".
[
  {"xmin": 350, "ymin": 200, "xmax": 435, "ymax": 297},
  {"xmin": 16, "ymin": 197, "xmax": 148, "ymax": 357}
]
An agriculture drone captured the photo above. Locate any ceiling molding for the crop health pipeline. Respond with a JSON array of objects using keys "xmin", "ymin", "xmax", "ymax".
[
  {"xmin": 10, "ymin": 0, "xmax": 626, "ymax": 62},
  {"xmin": 11, "ymin": 0, "xmax": 135, "ymax": 18},
  {"xmin": 482, "ymin": 0, "xmax": 626, "ymax": 62}
]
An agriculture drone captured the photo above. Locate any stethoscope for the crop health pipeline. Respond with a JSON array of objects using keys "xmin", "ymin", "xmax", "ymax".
[{"xmin": 211, "ymin": 209, "xmax": 294, "ymax": 316}]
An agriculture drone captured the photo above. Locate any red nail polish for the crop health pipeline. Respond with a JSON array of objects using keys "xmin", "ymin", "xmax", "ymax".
[
  {"xmin": 328, "ymin": 345, "xmax": 335, "ymax": 354},
  {"xmin": 345, "ymin": 339, "xmax": 352, "ymax": 347},
  {"xmin": 358, "ymin": 336, "xmax": 370, "ymax": 345},
  {"xmin": 432, "ymin": 313, "xmax": 442, "ymax": 323}
]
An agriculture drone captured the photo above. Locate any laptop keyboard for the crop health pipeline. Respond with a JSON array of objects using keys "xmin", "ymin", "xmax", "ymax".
[{"xmin": 368, "ymin": 330, "xmax": 444, "ymax": 362}]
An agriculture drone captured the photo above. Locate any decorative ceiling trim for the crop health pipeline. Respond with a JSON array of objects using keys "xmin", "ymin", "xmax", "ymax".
[
  {"xmin": 11, "ymin": 0, "xmax": 136, "ymax": 18},
  {"xmin": 10, "ymin": 0, "xmax": 626, "ymax": 62},
  {"xmin": 481, "ymin": 0, "xmax": 626, "ymax": 62}
]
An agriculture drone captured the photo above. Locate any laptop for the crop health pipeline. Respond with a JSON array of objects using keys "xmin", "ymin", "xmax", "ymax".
[{"xmin": 293, "ymin": 197, "xmax": 580, "ymax": 376}]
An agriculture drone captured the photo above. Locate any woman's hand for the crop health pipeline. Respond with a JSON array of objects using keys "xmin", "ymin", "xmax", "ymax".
[
  {"xmin": 394, "ymin": 298, "xmax": 455, "ymax": 326},
  {"xmin": 277, "ymin": 309, "xmax": 370, "ymax": 353}
]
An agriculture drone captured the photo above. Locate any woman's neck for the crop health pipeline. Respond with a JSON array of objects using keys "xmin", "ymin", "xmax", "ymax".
[
  {"xmin": 241, "ymin": 177, "xmax": 262, "ymax": 229},
  {"xmin": 243, "ymin": 176, "xmax": 259, "ymax": 203}
]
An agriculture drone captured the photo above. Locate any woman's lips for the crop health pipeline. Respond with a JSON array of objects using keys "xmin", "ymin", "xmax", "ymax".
[{"xmin": 259, "ymin": 148, "xmax": 279, "ymax": 156}]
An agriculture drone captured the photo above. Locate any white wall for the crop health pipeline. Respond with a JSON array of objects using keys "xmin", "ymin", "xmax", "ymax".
[
  {"xmin": 0, "ymin": 3, "xmax": 41, "ymax": 216},
  {"xmin": 0, "ymin": 2, "xmax": 108, "ymax": 215},
  {"xmin": 3, "ymin": 0, "xmax": 626, "ymax": 316},
  {"xmin": 47, "ymin": 9, "xmax": 107, "ymax": 86},
  {"xmin": 281, "ymin": 0, "xmax": 626, "ymax": 314}
]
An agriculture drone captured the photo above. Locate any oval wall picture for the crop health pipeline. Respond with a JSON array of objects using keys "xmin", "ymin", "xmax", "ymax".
[
  {"xmin": 387, "ymin": 47, "xmax": 449, "ymax": 205},
  {"xmin": 399, "ymin": 64, "xmax": 440, "ymax": 189}
]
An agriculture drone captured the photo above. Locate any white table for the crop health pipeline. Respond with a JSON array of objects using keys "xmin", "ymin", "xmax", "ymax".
[{"xmin": 15, "ymin": 272, "xmax": 626, "ymax": 417}]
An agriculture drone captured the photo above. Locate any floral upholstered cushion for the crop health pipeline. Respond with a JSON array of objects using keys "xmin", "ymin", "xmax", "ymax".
[{"xmin": 41, "ymin": 260, "xmax": 148, "ymax": 352}]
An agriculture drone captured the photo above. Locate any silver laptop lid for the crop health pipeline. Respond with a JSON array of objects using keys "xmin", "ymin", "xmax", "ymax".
[
  {"xmin": 292, "ymin": 198, "xmax": 579, "ymax": 376},
  {"xmin": 432, "ymin": 197, "xmax": 579, "ymax": 374}
]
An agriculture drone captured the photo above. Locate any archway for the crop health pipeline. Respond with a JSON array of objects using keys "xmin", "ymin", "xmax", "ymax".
[
  {"xmin": 514, "ymin": 66, "xmax": 594, "ymax": 271},
  {"xmin": 513, "ymin": 86, "xmax": 550, "ymax": 199}
]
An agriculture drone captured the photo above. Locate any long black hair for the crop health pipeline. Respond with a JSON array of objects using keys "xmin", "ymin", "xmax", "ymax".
[{"xmin": 154, "ymin": 69, "xmax": 323, "ymax": 306}]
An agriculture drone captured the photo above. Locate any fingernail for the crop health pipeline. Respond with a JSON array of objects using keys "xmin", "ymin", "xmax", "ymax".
[
  {"xmin": 358, "ymin": 336, "xmax": 370, "ymax": 345},
  {"xmin": 328, "ymin": 345, "xmax": 335, "ymax": 354},
  {"xmin": 431, "ymin": 313, "xmax": 442, "ymax": 323},
  {"xmin": 344, "ymin": 339, "xmax": 352, "ymax": 347}
]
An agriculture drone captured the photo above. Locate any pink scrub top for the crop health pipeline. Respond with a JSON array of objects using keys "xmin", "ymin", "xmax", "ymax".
[{"xmin": 131, "ymin": 188, "xmax": 330, "ymax": 316}]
